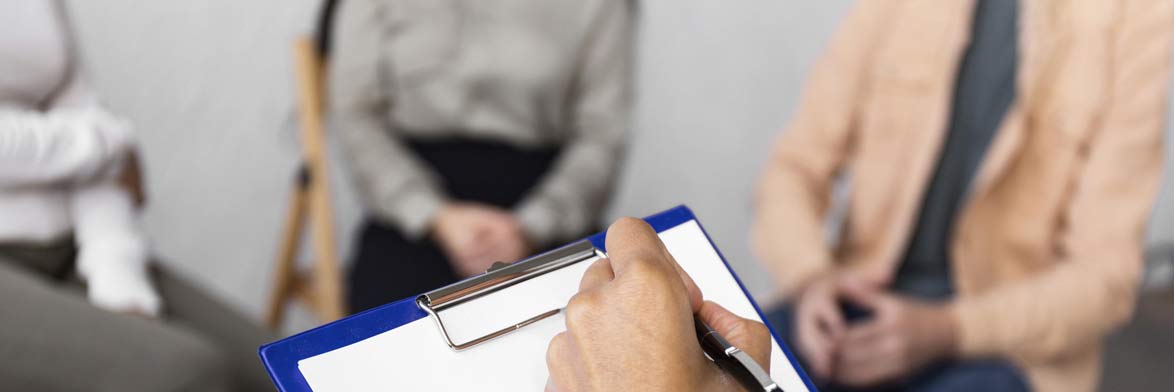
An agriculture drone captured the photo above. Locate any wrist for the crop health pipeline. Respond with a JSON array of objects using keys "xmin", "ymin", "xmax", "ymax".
[
  {"xmin": 789, "ymin": 265, "xmax": 852, "ymax": 302},
  {"xmin": 429, "ymin": 202, "xmax": 457, "ymax": 239},
  {"xmin": 514, "ymin": 198, "xmax": 558, "ymax": 247},
  {"xmin": 786, "ymin": 267, "xmax": 833, "ymax": 301},
  {"xmin": 392, "ymin": 188, "xmax": 448, "ymax": 239}
]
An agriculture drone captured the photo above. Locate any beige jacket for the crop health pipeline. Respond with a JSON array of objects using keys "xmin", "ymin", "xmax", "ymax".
[{"xmin": 753, "ymin": 1, "xmax": 1173, "ymax": 390}]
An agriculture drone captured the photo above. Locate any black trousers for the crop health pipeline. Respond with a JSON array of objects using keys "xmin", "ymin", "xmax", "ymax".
[{"xmin": 347, "ymin": 139, "xmax": 565, "ymax": 314}]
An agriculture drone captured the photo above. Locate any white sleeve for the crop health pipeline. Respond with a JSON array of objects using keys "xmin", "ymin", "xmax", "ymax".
[
  {"xmin": 0, "ymin": 107, "xmax": 134, "ymax": 188},
  {"xmin": 71, "ymin": 179, "xmax": 161, "ymax": 316}
]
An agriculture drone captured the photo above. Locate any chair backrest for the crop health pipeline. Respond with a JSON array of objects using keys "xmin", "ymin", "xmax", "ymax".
[
  {"xmin": 264, "ymin": 35, "xmax": 343, "ymax": 331},
  {"xmin": 314, "ymin": 0, "xmax": 341, "ymax": 60}
]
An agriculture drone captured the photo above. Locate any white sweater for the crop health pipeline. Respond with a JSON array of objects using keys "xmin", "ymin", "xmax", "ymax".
[{"xmin": 0, "ymin": 1, "xmax": 160, "ymax": 315}]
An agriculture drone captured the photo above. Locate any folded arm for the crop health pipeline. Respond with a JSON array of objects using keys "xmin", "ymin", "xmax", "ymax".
[{"xmin": 0, "ymin": 108, "xmax": 133, "ymax": 188}]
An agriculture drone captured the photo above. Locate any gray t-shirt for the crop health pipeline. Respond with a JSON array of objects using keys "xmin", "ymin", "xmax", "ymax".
[{"xmin": 893, "ymin": 0, "xmax": 1019, "ymax": 299}]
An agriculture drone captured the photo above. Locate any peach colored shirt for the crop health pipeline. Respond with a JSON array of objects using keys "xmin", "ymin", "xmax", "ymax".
[{"xmin": 754, "ymin": 1, "xmax": 1173, "ymax": 390}]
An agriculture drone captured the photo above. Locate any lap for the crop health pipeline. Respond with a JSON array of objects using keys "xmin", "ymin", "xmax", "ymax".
[
  {"xmin": 347, "ymin": 221, "xmax": 459, "ymax": 313},
  {"xmin": 152, "ymin": 263, "xmax": 277, "ymax": 391},
  {"xmin": 0, "ymin": 260, "xmax": 231, "ymax": 392}
]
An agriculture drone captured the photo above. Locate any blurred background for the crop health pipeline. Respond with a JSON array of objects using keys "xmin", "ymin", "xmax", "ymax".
[
  {"xmin": 62, "ymin": 0, "xmax": 846, "ymax": 325},
  {"xmin": 55, "ymin": 0, "xmax": 1174, "ymax": 388},
  {"xmin": 66, "ymin": 0, "xmax": 1174, "ymax": 325}
]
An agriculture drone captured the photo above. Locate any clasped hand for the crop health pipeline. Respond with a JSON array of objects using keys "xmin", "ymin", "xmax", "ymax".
[
  {"xmin": 793, "ymin": 271, "xmax": 958, "ymax": 388},
  {"xmin": 432, "ymin": 202, "xmax": 530, "ymax": 277}
]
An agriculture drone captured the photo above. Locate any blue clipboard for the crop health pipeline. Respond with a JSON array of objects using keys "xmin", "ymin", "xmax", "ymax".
[{"xmin": 259, "ymin": 205, "xmax": 817, "ymax": 391}]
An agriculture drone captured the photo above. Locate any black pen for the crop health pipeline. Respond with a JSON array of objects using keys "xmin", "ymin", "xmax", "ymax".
[{"xmin": 695, "ymin": 317, "xmax": 783, "ymax": 392}]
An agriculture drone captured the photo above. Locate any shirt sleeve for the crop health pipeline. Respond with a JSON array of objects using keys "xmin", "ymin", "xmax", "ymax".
[
  {"xmin": 951, "ymin": 0, "xmax": 1174, "ymax": 361},
  {"xmin": 752, "ymin": 0, "xmax": 889, "ymax": 298},
  {"xmin": 329, "ymin": 0, "xmax": 449, "ymax": 239},
  {"xmin": 0, "ymin": 107, "xmax": 133, "ymax": 188},
  {"xmin": 513, "ymin": 0, "xmax": 634, "ymax": 246},
  {"xmin": 0, "ymin": 5, "xmax": 132, "ymax": 190}
]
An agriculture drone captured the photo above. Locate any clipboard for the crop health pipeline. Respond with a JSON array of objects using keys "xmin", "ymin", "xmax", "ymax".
[{"xmin": 259, "ymin": 205, "xmax": 817, "ymax": 391}]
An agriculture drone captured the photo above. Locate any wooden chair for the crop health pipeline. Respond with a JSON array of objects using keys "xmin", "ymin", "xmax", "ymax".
[{"xmin": 265, "ymin": 37, "xmax": 345, "ymax": 330}]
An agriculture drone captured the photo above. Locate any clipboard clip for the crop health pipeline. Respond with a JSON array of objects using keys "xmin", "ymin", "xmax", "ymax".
[{"xmin": 416, "ymin": 240, "xmax": 604, "ymax": 351}]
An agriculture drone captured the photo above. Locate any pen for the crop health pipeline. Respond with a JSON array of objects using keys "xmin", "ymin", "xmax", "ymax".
[{"xmin": 695, "ymin": 317, "xmax": 783, "ymax": 392}]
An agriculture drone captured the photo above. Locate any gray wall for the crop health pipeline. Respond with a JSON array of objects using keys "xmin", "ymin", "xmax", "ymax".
[{"xmin": 66, "ymin": 0, "xmax": 1174, "ymax": 324}]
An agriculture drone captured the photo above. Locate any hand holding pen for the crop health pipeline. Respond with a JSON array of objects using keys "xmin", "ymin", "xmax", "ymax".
[{"xmin": 545, "ymin": 218, "xmax": 777, "ymax": 392}]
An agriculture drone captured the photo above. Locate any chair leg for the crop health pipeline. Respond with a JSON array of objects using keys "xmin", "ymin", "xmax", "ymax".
[
  {"xmin": 308, "ymin": 163, "xmax": 345, "ymax": 321},
  {"xmin": 265, "ymin": 180, "xmax": 309, "ymax": 330}
]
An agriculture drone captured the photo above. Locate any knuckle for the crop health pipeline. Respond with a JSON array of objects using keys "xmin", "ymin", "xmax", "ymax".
[
  {"xmin": 629, "ymin": 261, "xmax": 676, "ymax": 290},
  {"xmin": 564, "ymin": 292, "xmax": 600, "ymax": 328},
  {"xmin": 546, "ymin": 332, "xmax": 568, "ymax": 365},
  {"xmin": 625, "ymin": 257, "xmax": 662, "ymax": 278}
]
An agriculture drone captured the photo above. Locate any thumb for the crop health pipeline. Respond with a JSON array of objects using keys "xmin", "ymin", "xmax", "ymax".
[{"xmin": 698, "ymin": 301, "xmax": 772, "ymax": 369}]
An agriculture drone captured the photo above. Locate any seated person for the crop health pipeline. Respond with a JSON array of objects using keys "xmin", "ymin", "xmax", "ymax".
[
  {"xmin": 754, "ymin": 0, "xmax": 1172, "ymax": 391},
  {"xmin": 545, "ymin": 218, "xmax": 774, "ymax": 392},
  {"xmin": 329, "ymin": 0, "xmax": 633, "ymax": 312},
  {"xmin": 0, "ymin": 2, "xmax": 271, "ymax": 390},
  {"xmin": 3, "ymin": 107, "xmax": 158, "ymax": 315}
]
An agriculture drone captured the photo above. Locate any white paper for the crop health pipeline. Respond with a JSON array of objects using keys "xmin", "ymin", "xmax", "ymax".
[{"xmin": 298, "ymin": 220, "xmax": 810, "ymax": 391}]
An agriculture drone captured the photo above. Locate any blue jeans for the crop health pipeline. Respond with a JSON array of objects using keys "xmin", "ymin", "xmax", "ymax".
[{"xmin": 765, "ymin": 306, "xmax": 1031, "ymax": 392}]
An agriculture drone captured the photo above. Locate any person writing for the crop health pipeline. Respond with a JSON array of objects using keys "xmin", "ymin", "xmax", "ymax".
[
  {"xmin": 754, "ymin": 0, "xmax": 1172, "ymax": 391},
  {"xmin": 546, "ymin": 218, "xmax": 775, "ymax": 392}
]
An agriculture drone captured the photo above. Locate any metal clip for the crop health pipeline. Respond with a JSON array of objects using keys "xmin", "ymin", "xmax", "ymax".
[{"xmin": 416, "ymin": 240, "xmax": 604, "ymax": 351}]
